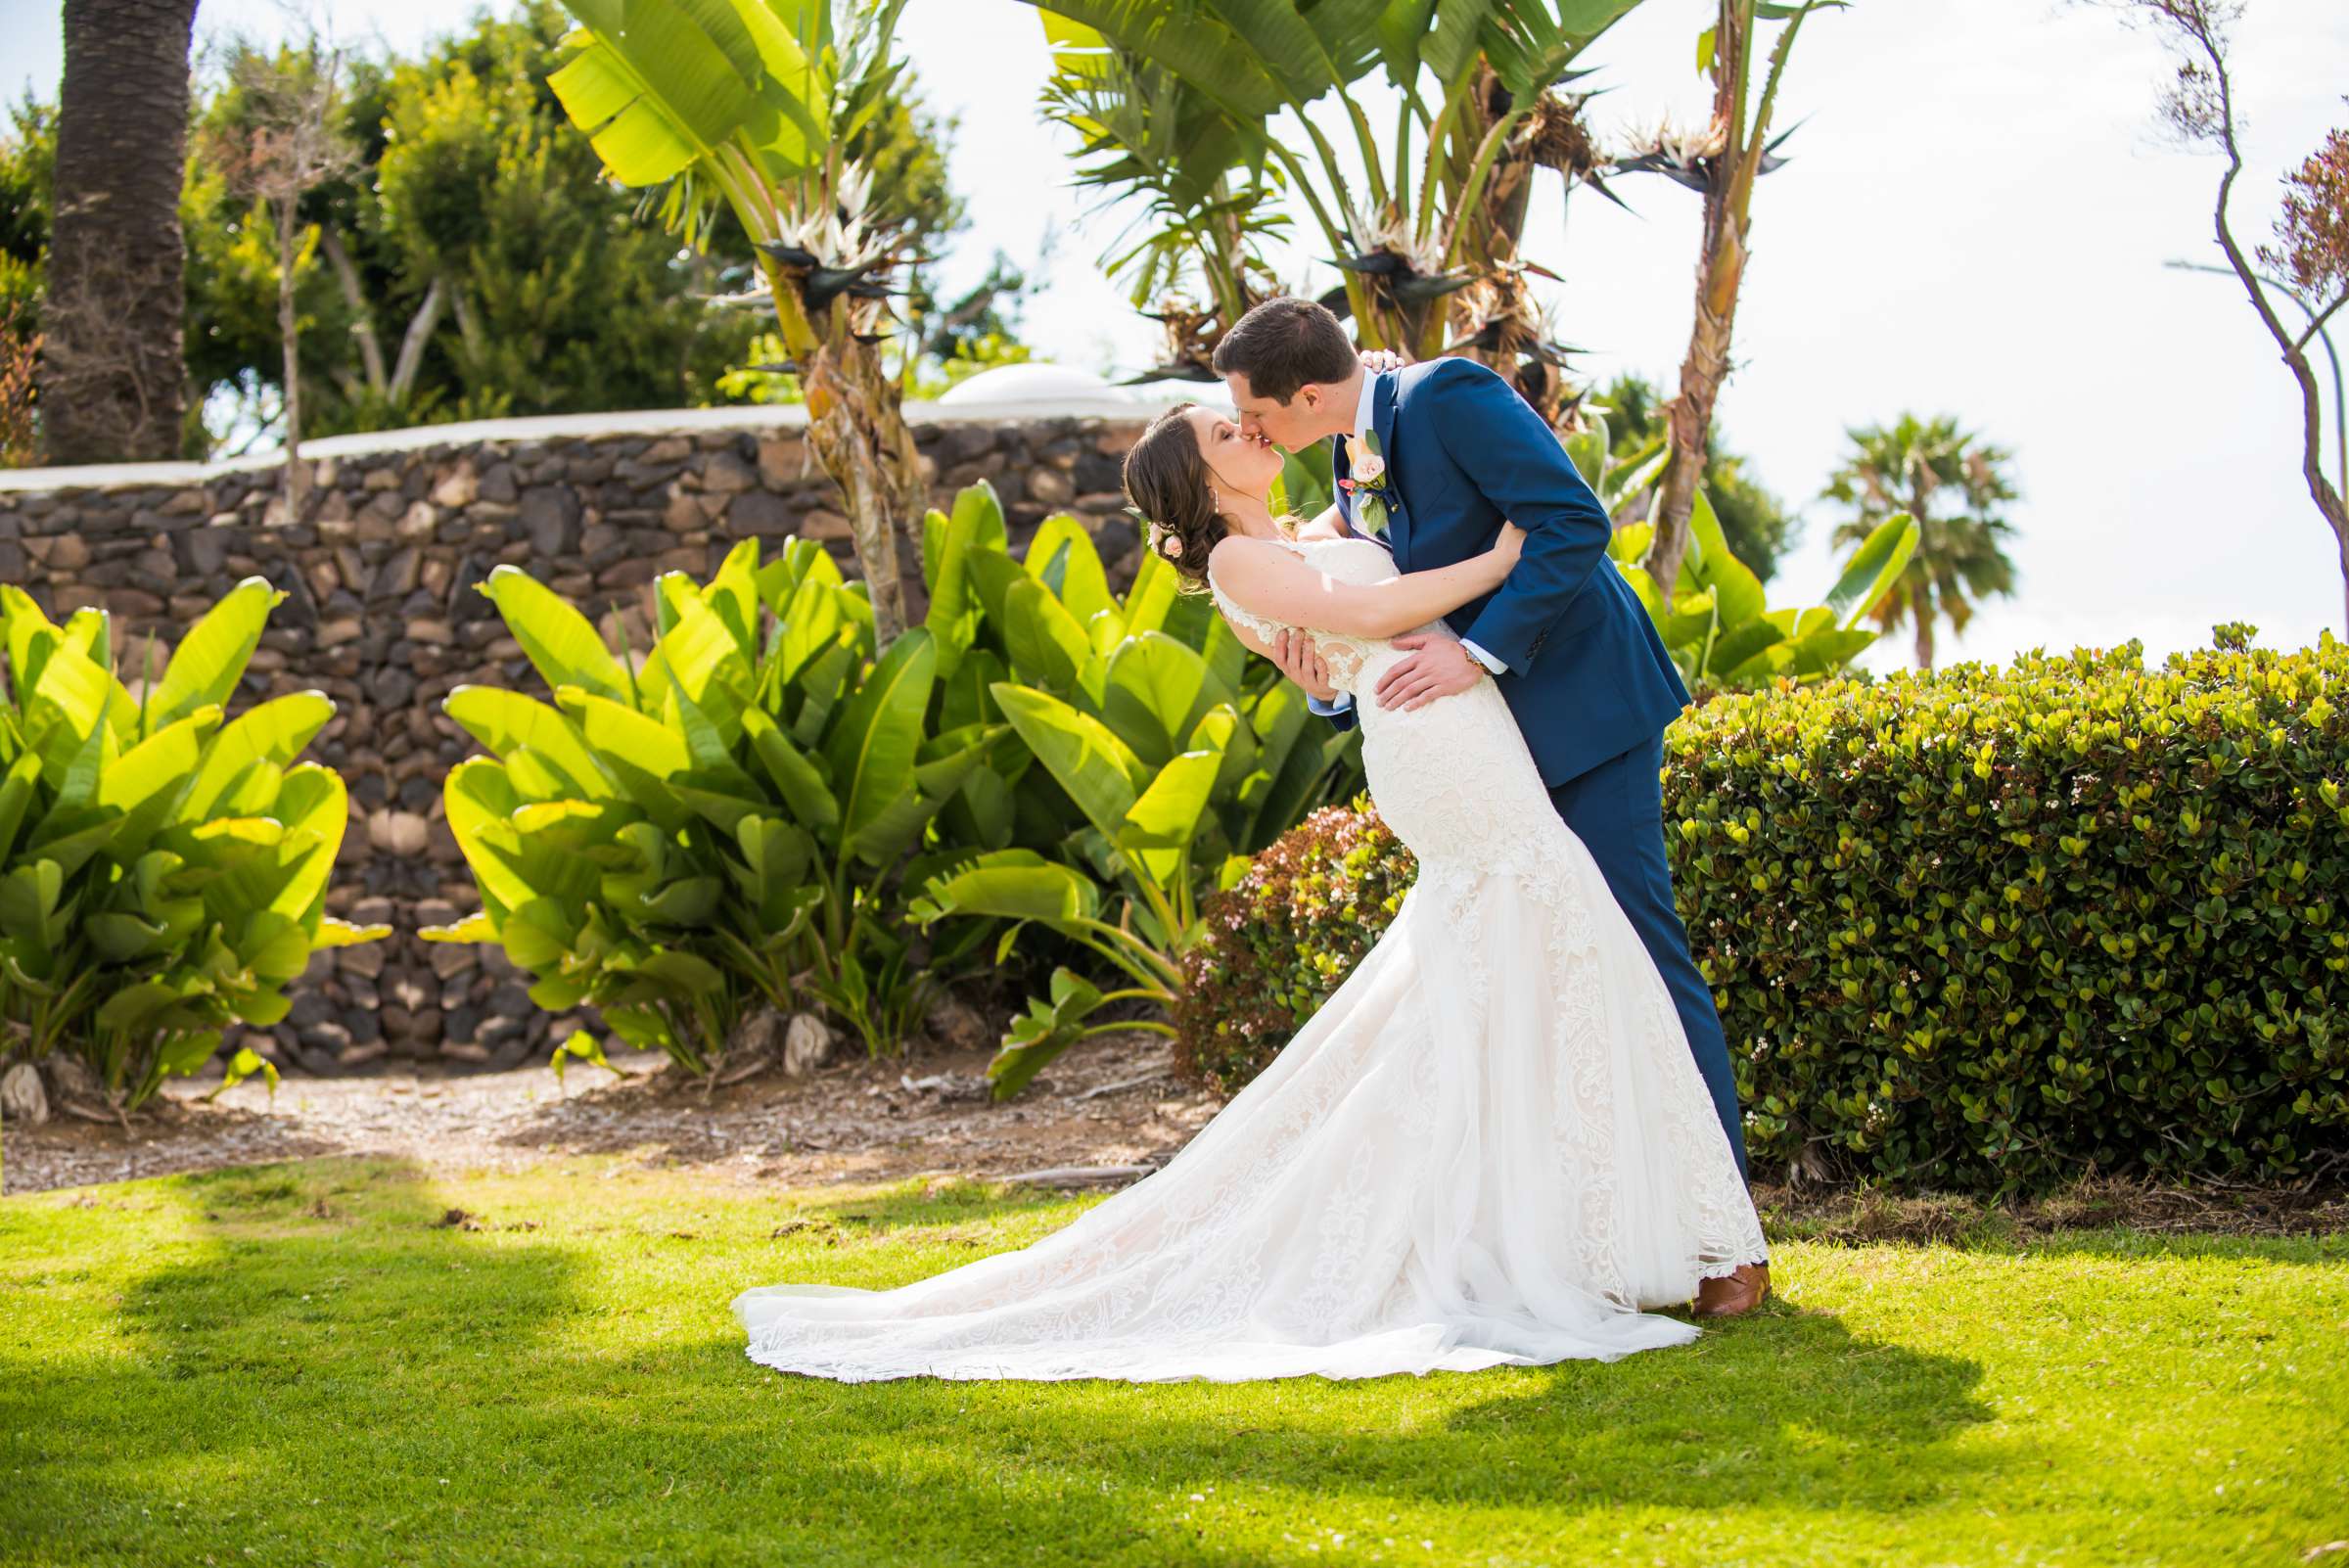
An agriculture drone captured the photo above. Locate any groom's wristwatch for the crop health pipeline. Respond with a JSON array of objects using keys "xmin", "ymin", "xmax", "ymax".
[{"xmin": 1459, "ymin": 639, "xmax": 1506, "ymax": 678}]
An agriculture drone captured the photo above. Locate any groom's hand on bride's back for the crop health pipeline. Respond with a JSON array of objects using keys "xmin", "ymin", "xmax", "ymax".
[{"xmin": 1271, "ymin": 629, "xmax": 1339, "ymax": 703}]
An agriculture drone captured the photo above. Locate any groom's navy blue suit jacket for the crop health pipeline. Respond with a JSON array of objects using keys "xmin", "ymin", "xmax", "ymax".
[{"xmin": 1331, "ymin": 358, "xmax": 1691, "ymax": 787}]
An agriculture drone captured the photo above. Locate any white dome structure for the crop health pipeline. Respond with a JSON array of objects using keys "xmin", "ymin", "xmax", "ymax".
[{"xmin": 933, "ymin": 362, "xmax": 1139, "ymax": 413}]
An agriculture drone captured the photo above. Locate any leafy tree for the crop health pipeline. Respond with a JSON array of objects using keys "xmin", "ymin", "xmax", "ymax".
[
  {"xmin": 0, "ymin": 94, "xmax": 53, "ymax": 326},
  {"xmin": 1819, "ymin": 414, "xmax": 2019, "ymax": 669},
  {"xmin": 2094, "ymin": 0, "xmax": 2348, "ymax": 625},
  {"xmin": 1590, "ymin": 372, "xmax": 1799, "ymax": 580},
  {"xmin": 7, "ymin": 1, "xmax": 981, "ymax": 463},
  {"xmin": 202, "ymin": 32, "xmax": 360, "ymax": 518},
  {"xmin": 0, "ymin": 95, "xmax": 50, "ymax": 467},
  {"xmin": 544, "ymin": 0, "xmax": 960, "ymax": 639}
]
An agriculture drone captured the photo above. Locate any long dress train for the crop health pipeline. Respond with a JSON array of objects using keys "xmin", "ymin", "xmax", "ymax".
[{"xmin": 731, "ymin": 536, "xmax": 1767, "ymax": 1382}]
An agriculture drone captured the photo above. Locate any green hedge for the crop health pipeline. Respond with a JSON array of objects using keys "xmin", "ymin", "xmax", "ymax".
[{"xmin": 1178, "ymin": 631, "xmax": 2349, "ymax": 1189}]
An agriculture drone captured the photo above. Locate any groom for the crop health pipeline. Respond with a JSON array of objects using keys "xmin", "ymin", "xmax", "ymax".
[{"xmin": 1213, "ymin": 298, "xmax": 1769, "ymax": 1316}]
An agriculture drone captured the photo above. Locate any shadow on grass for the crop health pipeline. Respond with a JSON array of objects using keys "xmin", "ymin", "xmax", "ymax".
[
  {"xmin": 2, "ymin": 1158, "xmax": 2005, "ymax": 1568},
  {"xmin": 2, "ymin": 1158, "xmax": 604, "ymax": 1562},
  {"xmin": 631, "ymin": 1303, "xmax": 2002, "ymax": 1524},
  {"xmin": 788, "ymin": 1175, "xmax": 1136, "ymax": 1234}
]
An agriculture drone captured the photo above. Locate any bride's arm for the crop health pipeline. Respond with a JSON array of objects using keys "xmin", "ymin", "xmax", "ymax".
[{"xmin": 1208, "ymin": 530, "xmax": 1522, "ymax": 640}]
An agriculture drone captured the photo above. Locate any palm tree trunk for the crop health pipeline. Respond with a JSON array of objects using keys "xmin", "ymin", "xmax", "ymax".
[
  {"xmin": 1648, "ymin": 230, "xmax": 1740, "ymax": 595},
  {"xmin": 804, "ymin": 336, "xmax": 922, "ymax": 641},
  {"xmin": 39, "ymin": 0, "xmax": 200, "ymax": 464},
  {"xmin": 1914, "ymin": 614, "xmax": 1934, "ymax": 671},
  {"xmin": 1644, "ymin": 5, "xmax": 1749, "ymax": 602}
]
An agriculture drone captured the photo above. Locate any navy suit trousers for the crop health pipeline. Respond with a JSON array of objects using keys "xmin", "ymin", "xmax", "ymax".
[{"xmin": 1546, "ymin": 733, "xmax": 1750, "ymax": 1180}]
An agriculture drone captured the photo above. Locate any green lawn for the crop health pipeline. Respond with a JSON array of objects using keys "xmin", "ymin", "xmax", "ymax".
[{"xmin": 3, "ymin": 1157, "xmax": 2345, "ymax": 1568}]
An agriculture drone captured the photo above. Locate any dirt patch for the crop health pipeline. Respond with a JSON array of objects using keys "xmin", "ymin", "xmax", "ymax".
[
  {"xmin": 0, "ymin": 1031, "xmax": 1223, "ymax": 1197},
  {"xmin": 8, "ymin": 1051, "xmax": 2345, "ymax": 1241},
  {"xmin": 1754, "ymin": 1176, "xmax": 2349, "ymax": 1245}
]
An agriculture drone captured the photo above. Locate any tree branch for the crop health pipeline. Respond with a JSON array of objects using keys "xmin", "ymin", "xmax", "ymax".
[
  {"xmin": 2294, "ymin": 289, "xmax": 2348, "ymax": 353},
  {"xmin": 317, "ymin": 226, "xmax": 386, "ymax": 396},
  {"xmin": 387, "ymin": 274, "xmax": 445, "ymax": 409}
]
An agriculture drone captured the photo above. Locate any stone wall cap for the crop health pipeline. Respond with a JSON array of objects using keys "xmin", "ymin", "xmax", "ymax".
[{"xmin": 0, "ymin": 395, "xmax": 1157, "ymax": 494}]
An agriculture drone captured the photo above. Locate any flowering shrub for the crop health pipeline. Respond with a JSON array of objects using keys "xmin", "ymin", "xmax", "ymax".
[
  {"xmin": 1174, "ymin": 799, "xmax": 1416, "ymax": 1093},
  {"xmin": 1175, "ymin": 631, "xmax": 2349, "ymax": 1189}
]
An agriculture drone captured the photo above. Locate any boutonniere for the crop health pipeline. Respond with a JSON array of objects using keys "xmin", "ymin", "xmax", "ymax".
[{"xmin": 1338, "ymin": 432, "xmax": 1392, "ymax": 536}]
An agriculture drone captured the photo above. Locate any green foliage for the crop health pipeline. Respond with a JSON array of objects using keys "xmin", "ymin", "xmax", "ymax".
[
  {"xmin": 0, "ymin": 93, "xmax": 53, "ymax": 328},
  {"xmin": 1030, "ymin": 3, "xmax": 1638, "ymax": 381},
  {"xmin": 1174, "ymin": 798, "xmax": 1414, "ymax": 1093},
  {"xmin": 429, "ymin": 538, "xmax": 996, "ymax": 1069},
  {"xmin": 1177, "ymin": 631, "xmax": 2349, "ymax": 1191},
  {"xmin": 1560, "ymin": 403, "xmax": 1906, "ymax": 691},
  {"xmin": 429, "ymin": 481, "xmax": 1357, "ymax": 1084},
  {"xmin": 1819, "ymin": 412, "xmax": 2021, "ymax": 669},
  {"xmin": 1607, "ymin": 483, "xmax": 1916, "ymax": 692},
  {"xmin": 1589, "ymin": 373, "xmax": 1801, "ymax": 580},
  {"xmin": 0, "ymin": 581, "xmax": 384, "ymax": 1108},
  {"xmin": 908, "ymin": 479, "xmax": 1364, "ymax": 1095},
  {"xmin": 5, "ymin": 1, "xmax": 980, "ymax": 456}
]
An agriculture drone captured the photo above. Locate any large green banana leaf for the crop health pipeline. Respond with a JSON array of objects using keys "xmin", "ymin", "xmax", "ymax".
[{"xmin": 546, "ymin": 0, "xmax": 832, "ymax": 188}]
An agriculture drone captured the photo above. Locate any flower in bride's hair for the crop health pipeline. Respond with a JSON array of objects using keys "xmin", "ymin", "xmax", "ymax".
[{"xmin": 1160, "ymin": 533, "xmax": 1184, "ymax": 560}]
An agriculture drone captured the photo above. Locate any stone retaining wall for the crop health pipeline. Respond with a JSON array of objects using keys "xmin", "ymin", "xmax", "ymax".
[{"xmin": 0, "ymin": 403, "xmax": 1150, "ymax": 1075}]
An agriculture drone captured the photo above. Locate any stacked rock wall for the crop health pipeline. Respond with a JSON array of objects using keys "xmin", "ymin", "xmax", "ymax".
[{"xmin": 0, "ymin": 406, "xmax": 1146, "ymax": 1074}]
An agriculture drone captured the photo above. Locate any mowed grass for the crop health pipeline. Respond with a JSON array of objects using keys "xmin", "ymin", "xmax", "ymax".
[{"xmin": 3, "ymin": 1157, "xmax": 2345, "ymax": 1568}]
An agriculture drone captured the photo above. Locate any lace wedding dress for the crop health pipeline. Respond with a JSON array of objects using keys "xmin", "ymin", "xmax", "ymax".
[{"xmin": 734, "ymin": 535, "xmax": 1767, "ymax": 1382}]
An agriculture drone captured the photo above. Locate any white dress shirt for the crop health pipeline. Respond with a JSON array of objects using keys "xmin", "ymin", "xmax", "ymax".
[{"xmin": 1310, "ymin": 382, "xmax": 1506, "ymax": 716}]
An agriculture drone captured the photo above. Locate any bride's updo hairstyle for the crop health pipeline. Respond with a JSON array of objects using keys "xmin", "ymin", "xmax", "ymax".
[{"xmin": 1121, "ymin": 401, "xmax": 1223, "ymax": 590}]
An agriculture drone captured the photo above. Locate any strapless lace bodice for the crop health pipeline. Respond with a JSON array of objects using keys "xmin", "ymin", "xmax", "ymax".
[
  {"xmin": 1206, "ymin": 535, "xmax": 1562, "ymax": 877},
  {"xmin": 1207, "ymin": 535, "xmax": 1412, "ymax": 697}
]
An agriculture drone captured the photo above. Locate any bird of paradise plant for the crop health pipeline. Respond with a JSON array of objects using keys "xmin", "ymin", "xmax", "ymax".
[{"xmin": 544, "ymin": 0, "xmax": 929, "ymax": 639}]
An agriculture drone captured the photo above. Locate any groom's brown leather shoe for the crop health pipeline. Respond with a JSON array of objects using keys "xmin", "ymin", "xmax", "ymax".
[{"xmin": 1693, "ymin": 1264, "xmax": 1770, "ymax": 1318}]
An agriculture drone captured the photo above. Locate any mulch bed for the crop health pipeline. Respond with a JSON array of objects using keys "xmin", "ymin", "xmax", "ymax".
[
  {"xmin": 7, "ymin": 1043, "xmax": 2344, "ymax": 1240},
  {"xmin": 1754, "ymin": 1176, "xmax": 2349, "ymax": 1245},
  {"xmin": 0, "ymin": 1029, "xmax": 1222, "ymax": 1197}
]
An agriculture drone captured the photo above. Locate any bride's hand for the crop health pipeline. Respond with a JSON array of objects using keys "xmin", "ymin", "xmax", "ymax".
[{"xmin": 1358, "ymin": 347, "xmax": 1407, "ymax": 375}]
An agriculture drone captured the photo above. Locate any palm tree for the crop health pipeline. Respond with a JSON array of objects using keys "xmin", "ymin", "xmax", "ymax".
[
  {"xmin": 1614, "ymin": 0, "xmax": 1842, "ymax": 602},
  {"xmin": 546, "ymin": 0, "xmax": 929, "ymax": 639},
  {"xmin": 1027, "ymin": 1, "xmax": 1637, "ymax": 421},
  {"xmin": 1820, "ymin": 415, "xmax": 2019, "ymax": 670},
  {"xmin": 39, "ymin": 0, "xmax": 201, "ymax": 463}
]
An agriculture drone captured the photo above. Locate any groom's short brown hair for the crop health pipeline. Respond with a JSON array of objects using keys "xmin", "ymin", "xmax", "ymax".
[{"xmin": 1212, "ymin": 297, "xmax": 1358, "ymax": 404}]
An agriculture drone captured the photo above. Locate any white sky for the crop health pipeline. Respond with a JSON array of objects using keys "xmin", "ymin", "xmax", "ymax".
[{"xmin": 4, "ymin": 0, "xmax": 2346, "ymax": 669}]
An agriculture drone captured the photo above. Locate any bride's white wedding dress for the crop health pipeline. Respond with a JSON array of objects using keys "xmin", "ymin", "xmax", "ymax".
[{"xmin": 734, "ymin": 535, "xmax": 1767, "ymax": 1382}]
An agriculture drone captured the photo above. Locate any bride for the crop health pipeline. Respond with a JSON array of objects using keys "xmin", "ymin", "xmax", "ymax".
[{"xmin": 731, "ymin": 402, "xmax": 1770, "ymax": 1384}]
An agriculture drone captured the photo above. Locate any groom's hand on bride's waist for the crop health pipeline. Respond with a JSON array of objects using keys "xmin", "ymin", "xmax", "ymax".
[{"xmin": 1374, "ymin": 635, "xmax": 1497, "ymax": 712}]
